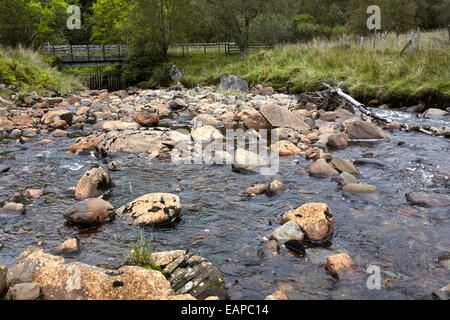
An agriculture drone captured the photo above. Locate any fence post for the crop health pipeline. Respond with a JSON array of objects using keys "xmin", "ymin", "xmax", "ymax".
[
  {"xmin": 339, "ymin": 37, "xmax": 343, "ymax": 49},
  {"xmin": 410, "ymin": 31, "xmax": 415, "ymax": 52},
  {"xmin": 381, "ymin": 32, "xmax": 386, "ymax": 54},
  {"xmin": 416, "ymin": 28, "xmax": 421, "ymax": 50},
  {"xmin": 360, "ymin": 36, "xmax": 364, "ymax": 50},
  {"xmin": 204, "ymin": 44, "xmax": 206, "ymax": 54},
  {"xmin": 70, "ymin": 45, "xmax": 73, "ymax": 62},
  {"xmin": 372, "ymin": 29, "xmax": 377, "ymax": 49},
  {"xmin": 103, "ymin": 45, "xmax": 106, "ymax": 61},
  {"xmin": 87, "ymin": 45, "xmax": 90, "ymax": 61}
]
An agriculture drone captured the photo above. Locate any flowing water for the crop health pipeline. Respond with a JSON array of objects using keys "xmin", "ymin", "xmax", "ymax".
[{"xmin": 0, "ymin": 106, "xmax": 448, "ymax": 300}]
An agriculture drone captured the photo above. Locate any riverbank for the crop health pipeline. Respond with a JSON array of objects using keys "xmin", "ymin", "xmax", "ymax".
[
  {"xmin": 170, "ymin": 31, "xmax": 450, "ymax": 108},
  {"xmin": 0, "ymin": 46, "xmax": 84, "ymax": 99},
  {"xmin": 0, "ymin": 80, "xmax": 449, "ymax": 300}
]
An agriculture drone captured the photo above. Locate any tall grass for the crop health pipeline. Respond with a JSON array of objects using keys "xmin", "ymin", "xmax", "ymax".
[
  {"xmin": 0, "ymin": 45, "xmax": 84, "ymax": 98},
  {"xmin": 169, "ymin": 30, "xmax": 450, "ymax": 105}
]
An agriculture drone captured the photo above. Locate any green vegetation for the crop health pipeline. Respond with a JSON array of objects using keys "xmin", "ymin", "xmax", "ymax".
[
  {"xmin": 126, "ymin": 232, "xmax": 163, "ymax": 272},
  {"xmin": 0, "ymin": 46, "xmax": 84, "ymax": 98},
  {"xmin": 170, "ymin": 30, "xmax": 450, "ymax": 104}
]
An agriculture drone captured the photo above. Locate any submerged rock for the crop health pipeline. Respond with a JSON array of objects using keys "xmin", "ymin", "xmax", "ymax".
[
  {"xmin": 406, "ymin": 192, "xmax": 450, "ymax": 207},
  {"xmin": 342, "ymin": 183, "xmax": 379, "ymax": 202},
  {"xmin": 63, "ymin": 198, "xmax": 115, "ymax": 226},
  {"xmin": 265, "ymin": 290, "xmax": 288, "ymax": 300},
  {"xmin": 281, "ymin": 203, "xmax": 334, "ymax": 242},
  {"xmin": 74, "ymin": 167, "xmax": 113, "ymax": 200},
  {"xmin": 257, "ymin": 240, "xmax": 280, "ymax": 259},
  {"xmin": 118, "ymin": 193, "xmax": 181, "ymax": 226}
]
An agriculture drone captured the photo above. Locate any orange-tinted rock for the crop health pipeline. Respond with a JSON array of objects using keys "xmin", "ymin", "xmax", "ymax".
[
  {"xmin": 74, "ymin": 167, "xmax": 113, "ymax": 200},
  {"xmin": 281, "ymin": 203, "xmax": 334, "ymax": 242},
  {"xmin": 274, "ymin": 140, "xmax": 302, "ymax": 156},
  {"xmin": 308, "ymin": 159, "xmax": 339, "ymax": 177},
  {"xmin": 326, "ymin": 253, "xmax": 356, "ymax": 279},
  {"xmin": 265, "ymin": 290, "xmax": 288, "ymax": 300}
]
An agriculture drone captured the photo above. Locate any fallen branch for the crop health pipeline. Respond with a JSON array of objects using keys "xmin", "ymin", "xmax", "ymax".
[{"xmin": 321, "ymin": 83, "xmax": 446, "ymax": 137}]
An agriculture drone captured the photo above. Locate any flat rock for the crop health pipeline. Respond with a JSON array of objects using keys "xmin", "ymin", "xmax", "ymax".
[
  {"xmin": 423, "ymin": 108, "xmax": 448, "ymax": 118},
  {"xmin": 260, "ymin": 104, "xmax": 310, "ymax": 134},
  {"xmin": 273, "ymin": 140, "xmax": 302, "ymax": 156},
  {"xmin": 118, "ymin": 193, "xmax": 181, "ymax": 226},
  {"xmin": 245, "ymin": 184, "xmax": 267, "ymax": 195},
  {"xmin": 406, "ymin": 192, "xmax": 450, "ymax": 207},
  {"xmin": 0, "ymin": 202, "xmax": 25, "ymax": 215},
  {"xmin": 151, "ymin": 250, "xmax": 227, "ymax": 300},
  {"xmin": 102, "ymin": 121, "xmax": 140, "ymax": 131},
  {"xmin": 281, "ymin": 203, "xmax": 334, "ymax": 242},
  {"xmin": 63, "ymin": 198, "xmax": 115, "ymax": 226}
]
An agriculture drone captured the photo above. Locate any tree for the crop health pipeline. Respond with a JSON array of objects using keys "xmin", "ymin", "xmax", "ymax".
[
  {"xmin": 90, "ymin": 0, "xmax": 131, "ymax": 43},
  {"xmin": 204, "ymin": 0, "xmax": 276, "ymax": 58}
]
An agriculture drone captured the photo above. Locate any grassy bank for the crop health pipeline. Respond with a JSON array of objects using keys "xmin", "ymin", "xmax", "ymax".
[
  {"xmin": 170, "ymin": 31, "xmax": 450, "ymax": 106},
  {"xmin": 0, "ymin": 46, "xmax": 84, "ymax": 99}
]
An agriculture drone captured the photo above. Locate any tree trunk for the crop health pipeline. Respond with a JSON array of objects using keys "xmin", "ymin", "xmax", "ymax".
[{"xmin": 241, "ymin": 18, "xmax": 250, "ymax": 59}]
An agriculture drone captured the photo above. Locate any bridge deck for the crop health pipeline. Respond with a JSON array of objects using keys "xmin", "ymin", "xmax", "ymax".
[{"xmin": 43, "ymin": 44, "xmax": 128, "ymax": 63}]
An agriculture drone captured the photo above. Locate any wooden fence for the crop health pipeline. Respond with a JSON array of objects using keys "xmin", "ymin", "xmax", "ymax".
[
  {"xmin": 43, "ymin": 44, "xmax": 128, "ymax": 63},
  {"xmin": 174, "ymin": 42, "xmax": 274, "ymax": 56}
]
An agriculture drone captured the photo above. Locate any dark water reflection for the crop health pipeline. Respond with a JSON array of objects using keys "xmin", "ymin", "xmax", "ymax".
[{"xmin": 0, "ymin": 108, "xmax": 449, "ymax": 300}]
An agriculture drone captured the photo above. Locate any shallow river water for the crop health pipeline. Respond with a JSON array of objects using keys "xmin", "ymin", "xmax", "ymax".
[{"xmin": 0, "ymin": 106, "xmax": 448, "ymax": 300}]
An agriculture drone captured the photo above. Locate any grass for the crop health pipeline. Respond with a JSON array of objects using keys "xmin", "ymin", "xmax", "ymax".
[
  {"xmin": 0, "ymin": 45, "xmax": 84, "ymax": 99},
  {"xmin": 169, "ymin": 30, "xmax": 450, "ymax": 105},
  {"xmin": 126, "ymin": 231, "xmax": 163, "ymax": 272}
]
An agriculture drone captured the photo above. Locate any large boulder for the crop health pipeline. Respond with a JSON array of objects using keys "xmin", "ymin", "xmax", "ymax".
[
  {"xmin": 63, "ymin": 198, "xmax": 115, "ymax": 226},
  {"xmin": 260, "ymin": 104, "xmax": 310, "ymax": 134},
  {"xmin": 151, "ymin": 250, "xmax": 227, "ymax": 300},
  {"xmin": 423, "ymin": 108, "xmax": 448, "ymax": 118},
  {"xmin": 281, "ymin": 203, "xmax": 334, "ymax": 242},
  {"xmin": 118, "ymin": 193, "xmax": 181, "ymax": 226},
  {"xmin": 406, "ymin": 192, "xmax": 450, "ymax": 207},
  {"xmin": 6, "ymin": 247, "xmax": 65, "ymax": 288},
  {"xmin": 33, "ymin": 262, "xmax": 192, "ymax": 300},
  {"xmin": 343, "ymin": 120, "xmax": 389, "ymax": 140},
  {"xmin": 74, "ymin": 167, "xmax": 113, "ymax": 200},
  {"xmin": 217, "ymin": 75, "xmax": 248, "ymax": 93}
]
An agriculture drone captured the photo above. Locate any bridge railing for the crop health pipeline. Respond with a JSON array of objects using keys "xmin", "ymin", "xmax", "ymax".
[{"xmin": 43, "ymin": 44, "xmax": 128, "ymax": 63}]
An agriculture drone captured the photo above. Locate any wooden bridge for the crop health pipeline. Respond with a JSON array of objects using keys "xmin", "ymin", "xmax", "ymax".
[{"xmin": 43, "ymin": 44, "xmax": 128, "ymax": 67}]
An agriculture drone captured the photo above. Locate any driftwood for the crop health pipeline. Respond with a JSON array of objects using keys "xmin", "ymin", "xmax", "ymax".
[{"xmin": 321, "ymin": 83, "xmax": 445, "ymax": 136}]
